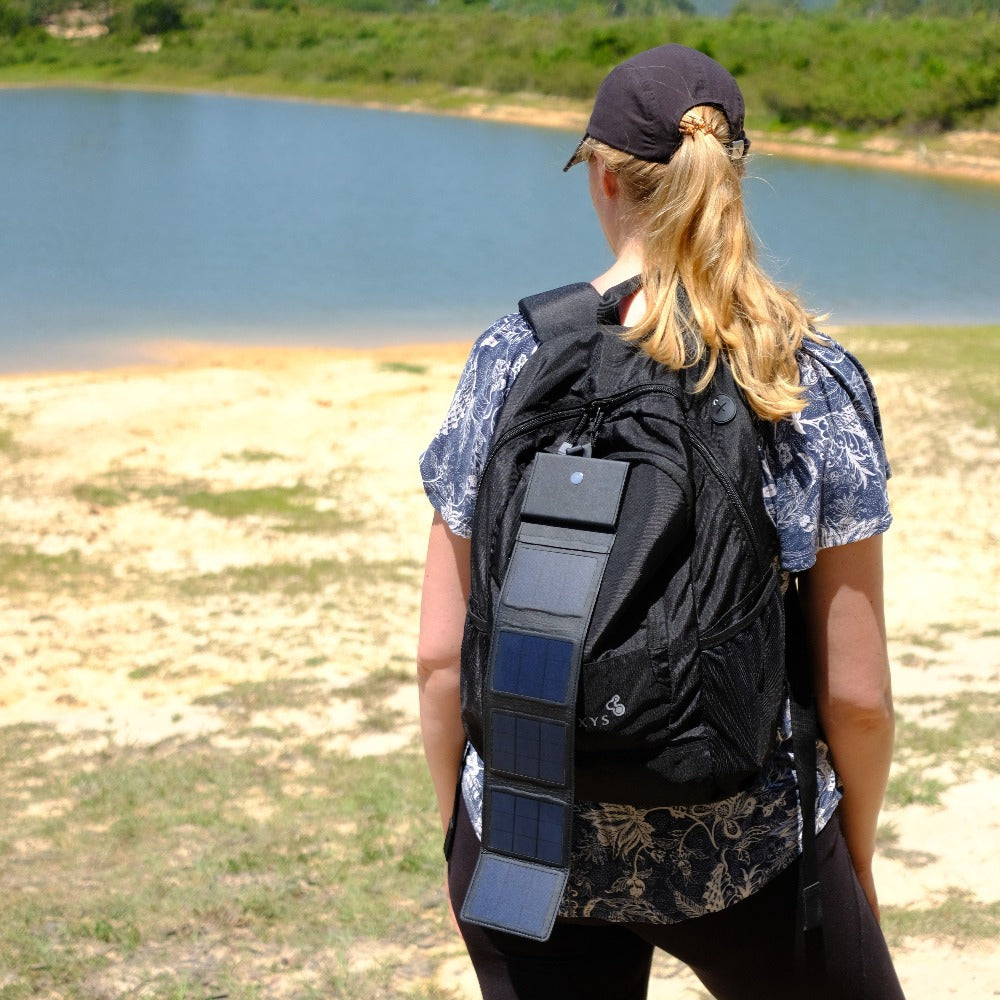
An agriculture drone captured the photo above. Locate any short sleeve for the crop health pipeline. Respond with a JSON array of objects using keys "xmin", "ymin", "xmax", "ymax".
[
  {"xmin": 759, "ymin": 333, "xmax": 892, "ymax": 573},
  {"xmin": 419, "ymin": 313, "xmax": 538, "ymax": 538}
]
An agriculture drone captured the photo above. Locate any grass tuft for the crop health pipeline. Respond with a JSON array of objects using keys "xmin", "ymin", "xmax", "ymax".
[
  {"xmin": 192, "ymin": 677, "xmax": 322, "ymax": 715},
  {"xmin": 176, "ymin": 483, "xmax": 338, "ymax": 529},
  {"xmin": 223, "ymin": 449, "xmax": 287, "ymax": 462},
  {"xmin": 0, "ymin": 544, "xmax": 109, "ymax": 596},
  {"xmin": 127, "ymin": 661, "xmax": 169, "ymax": 681},
  {"xmin": 73, "ymin": 482, "xmax": 130, "ymax": 507},
  {"xmin": 339, "ymin": 665, "xmax": 413, "ymax": 733},
  {"xmin": 895, "ymin": 691, "xmax": 1000, "ymax": 771},
  {"xmin": 885, "ymin": 771, "xmax": 949, "ymax": 807},
  {"xmin": 178, "ymin": 558, "xmax": 420, "ymax": 597},
  {"xmin": 0, "ymin": 425, "xmax": 16, "ymax": 455},
  {"xmin": 379, "ymin": 361, "xmax": 429, "ymax": 376},
  {"xmin": 883, "ymin": 890, "xmax": 1000, "ymax": 946},
  {"xmin": 70, "ymin": 472, "xmax": 362, "ymax": 532},
  {"xmin": 886, "ymin": 690, "xmax": 1000, "ymax": 808}
]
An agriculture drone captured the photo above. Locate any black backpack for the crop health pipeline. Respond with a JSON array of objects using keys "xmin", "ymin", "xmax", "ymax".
[{"xmin": 457, "ymin": 280, "xmax": 820, "ymax": 941}]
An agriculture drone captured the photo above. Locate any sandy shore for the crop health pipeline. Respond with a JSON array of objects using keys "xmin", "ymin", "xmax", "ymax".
[
  {"xmin": 333, "ymin": 86, "xmax": 1000, "ymax": 185},
  {"xmin": 6, "ymin": 78, "xmax": 1000, "ymax": 186},
  {"xmin": 418, "ymin": 96, "xmax": 1000, "ymax": 186},
  {"xmin": 1, "ymin": 340, "xmax": 998, "ymax": 997}
]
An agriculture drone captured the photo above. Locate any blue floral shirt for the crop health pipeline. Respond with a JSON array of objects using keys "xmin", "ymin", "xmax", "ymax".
[{"xmin": 420, "ymin": 313, "xmax": 892, "ymax": 924}]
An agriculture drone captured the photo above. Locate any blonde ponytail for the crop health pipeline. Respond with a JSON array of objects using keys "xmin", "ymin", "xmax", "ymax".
[{"xmin": 579, "ymin": 109, "xmax": 817, "ymax": 421}]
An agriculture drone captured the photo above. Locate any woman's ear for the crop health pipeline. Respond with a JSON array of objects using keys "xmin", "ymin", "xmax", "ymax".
[{"xmin": 599, "ymin": 160, "xmax": 619, "ymax": 201}]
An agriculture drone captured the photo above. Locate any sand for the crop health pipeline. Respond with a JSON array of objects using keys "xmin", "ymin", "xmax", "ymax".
[
  {"xmin": 355, "ymin": 90, "xmax": 1000, "ymax": 186},
  {"xmin": 1, "ymin": 339, "xmax": 998, "ymax": 997}
]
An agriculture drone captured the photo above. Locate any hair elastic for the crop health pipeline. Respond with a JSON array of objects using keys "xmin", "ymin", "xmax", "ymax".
[{"xmin": 679, "ymin": 116, "xmax": 716, "ymax": 137}]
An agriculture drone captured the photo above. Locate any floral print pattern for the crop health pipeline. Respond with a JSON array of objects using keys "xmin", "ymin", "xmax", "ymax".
[
  {"xmin": 422, "ymin": 314, "xmax": 892, "ymax": 924},
  {"xmin": 459, "ymin": 706, "xmax": 840, "ymax": 923}
]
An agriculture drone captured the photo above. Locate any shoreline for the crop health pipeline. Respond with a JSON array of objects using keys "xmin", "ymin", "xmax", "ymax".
[
  {"xmin": 5, "ymin": 78, "xmax": 1000, "ymax": 186},
  {"xmin": 0, "ymin": 337, "xmax": 481, "ymax": 381},
  {"xmin": 406, "ymin": 95, "xmax": 1000, "ymax": 186},
  {"xmin": 3, "ymin": 319, "xmax": 1000, "ymax": 381}
]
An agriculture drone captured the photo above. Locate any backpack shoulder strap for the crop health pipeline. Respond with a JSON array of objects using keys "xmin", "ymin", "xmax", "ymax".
[{"xmin": 785, "ymin": 576, "xmax": 823, "ymax": 934}]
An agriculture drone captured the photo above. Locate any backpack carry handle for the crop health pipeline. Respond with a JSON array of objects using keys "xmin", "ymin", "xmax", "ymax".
[
  {"xmin": 518, "ymin": 283, "xmax": 600, "ymax": 343},
  {"xmin": 518, "ymin": 276, "xmax": 643, "ymax": 342}
]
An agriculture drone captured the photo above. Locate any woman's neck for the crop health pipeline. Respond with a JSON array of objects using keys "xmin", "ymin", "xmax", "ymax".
[
  {"xmin": 592, "ymin": 238, "xmax": 643, "ymax": 290},
  {"xmin": 591, "ymin": 241, "xmax": 647, "ymax": 326}
]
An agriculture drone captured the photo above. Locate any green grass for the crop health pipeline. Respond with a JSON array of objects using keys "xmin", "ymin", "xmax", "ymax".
[
  {"xmin": 222, "ymin": 448, "xmax": 286, "ymax": 463},
  {"xmin": 192, "ymin": 677, "xmax": 323, "ymax": 714},
  {"xmin": 72, "ymin": 482, "xmax": 131, "ymax": 507},
  {"xmin": 177, "ymin": 483, "xmax": 357, "ymax": 532},
  {"xmin": 0, "ymin": 411, "xmax": 31, "ymax": 459},
  {"xmin": 338, "ymin": 665, "xmax": 413, "ymax": 732},
  {"xmin": 0, "ymin": 543, "xmax": 108, "ymax": 595},
  {"xmin": 72, "ymin": 470, "xmax": 208, "ymax": 507},
  {"xmin": 884, "ymin": 690, "xmax": 1000, "ymax": 807},
  {"xmin": 379, "ymin": 361, "xmax": 429, "ymax": 376},
  {"xmin": 177, "ymin": 557, "xmax": 420, "ymax": 597},
  {"xmin": 894, "ymin": 691, "xmax": 1000, "ymax": 768},
  {"xmin": 877, "ymin": 821, "xmax": 939, "ymax": 868},
  {"xmin": 127, "ymin": 660, "xmax": 170, "ymax": 680},
  {"xmin": 189, "ymin": 671, "xmax": 413, "ymax": 738},
  {"xmin": 0, "ymin": 730, "xmax": 448, "ymax": 999},
  {"xmin": 883, "ymin": 891, "xmax": 1000, "ymax": 946},
  {"xmin": 72, "ymin": 472, "xmax": 362, "ymax": 531},
  {"xmin": 885, "ymin": 770, "xmax": 950, "ymax": 807},
  {"xmin": 839, "ymin": 324, "xmax": 1000, "ymax": 436}
]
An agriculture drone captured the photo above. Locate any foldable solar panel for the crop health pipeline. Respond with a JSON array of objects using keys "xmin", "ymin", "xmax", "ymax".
[{"xmin": 461, "ymin": 452, "xmax": 629, "ymax": 942}]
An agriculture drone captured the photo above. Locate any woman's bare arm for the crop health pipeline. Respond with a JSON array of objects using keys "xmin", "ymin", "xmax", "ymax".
[
  {"xmin": 417, "ymin": 512, "xmax": 472, "ymax": 833},
  {"xmin": 799, "ymin": 534, "xmax": 895, "ymax": 920}
]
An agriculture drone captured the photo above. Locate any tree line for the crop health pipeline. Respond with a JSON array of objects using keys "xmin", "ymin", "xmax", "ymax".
[{"xmin": 1, "ymin": 0, "xmax": 998, "ymax": 135}]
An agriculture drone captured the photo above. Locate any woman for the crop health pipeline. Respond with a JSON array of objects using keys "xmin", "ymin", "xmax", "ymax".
[{"xmin": 417, "ymin": 44, "xmax": 904, "ymax": 999}]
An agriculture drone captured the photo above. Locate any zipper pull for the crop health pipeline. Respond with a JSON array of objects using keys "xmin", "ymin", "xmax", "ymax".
[
  {"xmin": 586, "ymin": 406, "xmax": 607, "ymax": 442},
  {"xmin": 557, "ymin": 406, "xmax": 604, "ymax": 458},
  {"xmin": 558, "ymin": 440, "xmax": 592, "ymax": 458}
]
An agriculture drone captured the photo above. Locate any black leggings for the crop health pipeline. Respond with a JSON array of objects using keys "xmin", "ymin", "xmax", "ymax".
[{"xmin": 448, "ymin": 799, "xmax": 905, "ymax": 1000}]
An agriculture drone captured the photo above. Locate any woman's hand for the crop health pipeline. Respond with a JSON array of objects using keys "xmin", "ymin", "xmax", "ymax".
[
  {"xmin": 445, "ymin": 872, "xmax": 462, "ymax": 935},
  {"xmin": 853, "ymin": 861, "xmax": 882, "ymax": 924}
]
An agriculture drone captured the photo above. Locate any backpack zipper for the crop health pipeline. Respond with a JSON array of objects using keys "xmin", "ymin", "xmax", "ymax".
[
  {"xmin": 481, "ymin": 405, "xmax": 588, "ymax": 483},
  {"xmin": 478, "ymin": 383, "xmax": 762, "ymax": 555},
  {"xmin": 485, "ymin": 381, "xmax": 680, "ymax": 469},
  {"xmin": 574, "ymin": 384, "xmax": 763, "ymax": 556},
  {"xmin": 686, "ymin": 432, "xmax": 761, "ymax": 559}
]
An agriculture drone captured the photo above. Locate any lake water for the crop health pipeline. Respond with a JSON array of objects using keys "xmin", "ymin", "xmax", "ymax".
[{"xmin": 1, "ymin": 87, "xmax": 999, "ymax": 372}]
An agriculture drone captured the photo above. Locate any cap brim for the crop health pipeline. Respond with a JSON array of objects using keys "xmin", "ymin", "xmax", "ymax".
[{"xmin": 562, "ymin": 134, "xmax": 588, "ymax": 172}]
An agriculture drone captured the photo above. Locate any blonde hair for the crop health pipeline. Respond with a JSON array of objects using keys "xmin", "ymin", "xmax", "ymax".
[{"xmin": 580, "ymin": 106, "xmax": 816, "ymax": 421}]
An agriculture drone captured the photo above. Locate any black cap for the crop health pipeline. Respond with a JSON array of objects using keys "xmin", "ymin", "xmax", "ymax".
[{"xmin": 564, "ymin": 44, "xmax": 749, "ymax": 171}]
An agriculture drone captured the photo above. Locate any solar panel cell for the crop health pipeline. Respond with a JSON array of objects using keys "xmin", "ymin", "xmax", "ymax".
[{"xmin": 493, "ymin": 631, "xmax": 574, "ymax": 705}]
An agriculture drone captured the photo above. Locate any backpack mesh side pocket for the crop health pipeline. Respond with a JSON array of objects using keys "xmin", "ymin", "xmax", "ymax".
[{"xmin": 697, "ymin": 581, "xmax": 786, "ymax": 797}]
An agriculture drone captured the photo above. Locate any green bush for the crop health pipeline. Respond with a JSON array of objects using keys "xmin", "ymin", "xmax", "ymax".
[
  {"xmin": 0, "ymin": 0, "xmax": 29, "ymax": 34},
  {"xmin": 130, "ymin": 0, "xmax": 185, "ymax": 32},
  {"xmin": 1, "ymin": 3, "xmax": 998, "ymax": 135}
]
